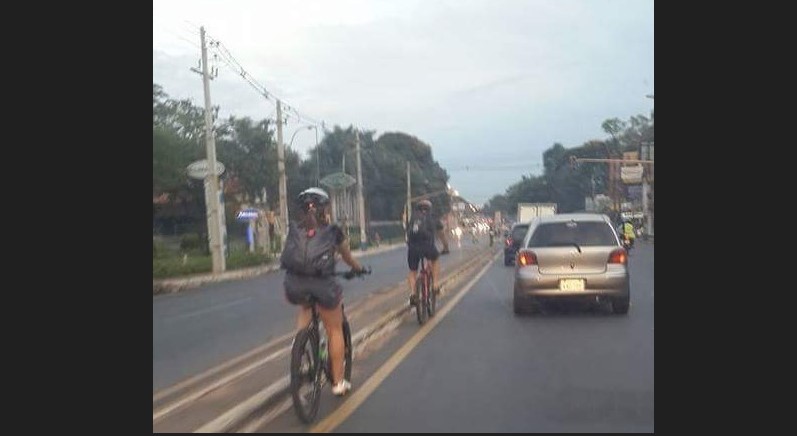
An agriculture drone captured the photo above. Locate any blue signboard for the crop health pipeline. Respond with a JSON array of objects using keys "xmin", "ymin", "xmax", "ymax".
[{"xmin": 237, "ymin": 208, "xmax": 259, "ymax": 221}]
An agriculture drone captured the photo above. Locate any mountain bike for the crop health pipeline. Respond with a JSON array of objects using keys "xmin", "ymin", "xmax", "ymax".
[
  {"xmin": 289, "ymin": 267, "xmax": 371, "ymax": 423},
  {"xmin": 414, "ymin": 257, "xmax": 436, "ymax": 324}
]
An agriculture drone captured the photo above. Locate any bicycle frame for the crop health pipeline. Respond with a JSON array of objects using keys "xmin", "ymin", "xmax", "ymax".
[
  {"xmin": 418, "ymin": 258, "xmax": 430, "ymax": 302},
  {"xmin": 414, "ymin": 257, "xmax": 435, "ymax": 324},
  {"xmin": 289, "ymin": 268, "xmax": 368, "ymax": 423}
]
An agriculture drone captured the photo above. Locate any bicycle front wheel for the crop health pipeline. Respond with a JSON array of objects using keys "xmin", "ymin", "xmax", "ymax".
[
  {"xmin": 427, "ymin": 273, "xmax": 436, "ymax": 318},
  {"xmin": 415, "ymin": 273, "xmax": 428, "ymax": 325},
  {"xmin": 290, "ymin": 328, "xmax": 321, "ymax": 423},
  {"xmin": 343, "ymin": 317, "xmax": 353, "ymax": 380}
]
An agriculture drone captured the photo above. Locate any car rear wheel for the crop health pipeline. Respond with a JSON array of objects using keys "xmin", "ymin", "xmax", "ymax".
[
  {"xmin": 513, "ymin": 297, "xmax": 540, "ymax": 315},
  {"xmin": 513, "ymin": 296, "xmax": 523, "ymax": 314},
  {"xmin": 612, "ymin": 297, "xmax": 630, "ymax": 314}
]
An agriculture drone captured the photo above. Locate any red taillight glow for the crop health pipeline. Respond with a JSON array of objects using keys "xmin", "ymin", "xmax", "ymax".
[
  {"xmin": 608, "ymin": 248, "xmax": 627, "ymax": 265},
  {"xmin": 517, "ymin": 251, "xmax": 537, "ymax": 266}
]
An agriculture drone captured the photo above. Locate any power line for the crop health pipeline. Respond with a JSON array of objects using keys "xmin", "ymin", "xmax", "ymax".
[
  {"xmin": 203, "ymin": 32, "xmax": 325, "ymax": 128},
  {"xmin": 209, "ymin": 39, "xmax": 272, "ymax": 100},
  {"xmin": 163, "ymin": 26, "xmax": 201, "ymax": 50},
  {"xmin": 156, "ymin": 23, "xmax": 201, "ymax": 52},
  {"xmin": 448, "ymin": 162, "xmax": 544, "ymax": 172},
  {"xmin": 182, "ymin": 20, "xmax": 201, "ymax": 35}
]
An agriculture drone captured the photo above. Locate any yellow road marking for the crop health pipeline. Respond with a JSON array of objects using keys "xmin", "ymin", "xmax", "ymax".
[{"xmin": 309, "ymin": 251, "xmax": 500, "ymax": 433}]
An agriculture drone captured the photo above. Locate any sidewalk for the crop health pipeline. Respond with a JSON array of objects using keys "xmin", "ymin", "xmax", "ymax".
[{"xmin": 153, "ymin": 242, "xmax": 405, "ymax": 295}]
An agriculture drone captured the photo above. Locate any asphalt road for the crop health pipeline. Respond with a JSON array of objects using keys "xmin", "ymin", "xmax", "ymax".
[
  {"xmin": 153, "ymin": 239, "xmax": 490, "ymax": 391},
  {"xmin": 255, "ymin": 240, "xmax": 653, "ymax": 432}
]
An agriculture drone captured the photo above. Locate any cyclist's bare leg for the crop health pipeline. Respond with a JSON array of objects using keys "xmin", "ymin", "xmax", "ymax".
[
  {"xmin": 407, "ymin": 270, "xmax": 418, "ymax": 298},
  {"xmin": 317, "ymin": 303, "xmax": 345, "ymax": 385},
  {"xmin": 295, "ymin": 305, "xmax": 312, "ymax": 330},
  {"xmin": 431, "ymin": 259, "xmax": 440, "ymax": 292}
]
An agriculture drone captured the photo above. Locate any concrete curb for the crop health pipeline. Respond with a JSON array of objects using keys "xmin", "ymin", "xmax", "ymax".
[{"xmin": 153, "ymin": 243, "xmax": 405, "ymax": 295}]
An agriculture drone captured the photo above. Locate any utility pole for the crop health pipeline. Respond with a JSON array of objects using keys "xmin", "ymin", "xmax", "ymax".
[
  {"xmin": 610, "ymin": 160, "xmax": 619, "ymax": 214},
  {"xmin": 276, "ymin": 100, "xmax": 288, "ymax": 249},
  {"xmin": 406, "ymin": 162, "xmax": 411, "ymax": 232},
  {"xmin": 355, "ymin": 130, "xmax": 367, "ymax": 250},
  {"xmin": 639, "ymin": 141, "xmax": 654, "ymax": 238},
  {"xmin": 575, "ymin": 157, "xmax": 654, "ymax": 222},
  {"xmin": 195, "ymin": 26, "xmax": 225, "ymax": 274}
]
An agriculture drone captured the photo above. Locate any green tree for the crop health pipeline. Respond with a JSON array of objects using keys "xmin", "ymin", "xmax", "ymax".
[
  {"xmin": 302, "ymin": 128, "xmax": 450, "ymax": 221},
  {"xmin": 153, "ymin": 83, "xmax": 210, "ymax": 144},
  {"xmin": 484, "ymin": 111, "xmax": 654, "ymax": 217},
  {"xmin": 153, "ymin": 84, "xmax": 209, "ymax": 238}
]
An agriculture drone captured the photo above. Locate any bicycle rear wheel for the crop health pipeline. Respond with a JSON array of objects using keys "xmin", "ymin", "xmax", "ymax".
[
  {"xmin": 290, "ymin": 328, "xmax": 321, "ymax": 423},
  {"xmin": 427, "ymin": 273, "xmax": 436, "ymax": 318},
  {"xmin": 415, "ymin": 273, "xmax": 428, "ymax": 325}
]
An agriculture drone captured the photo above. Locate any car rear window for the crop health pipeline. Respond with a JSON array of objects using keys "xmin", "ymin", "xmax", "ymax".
[
  {"xmin": 511, "ymin": 225, "xmax": 529, "ymax": 241},
  {"xmin": 527, "ymin": 221, "xmax": 616, "ymax": 247}
]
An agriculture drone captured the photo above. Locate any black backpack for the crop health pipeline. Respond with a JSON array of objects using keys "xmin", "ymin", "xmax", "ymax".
[
  {"xmin": 280, "ymin": 222, "xmax": 337, "ymax": 276},
  {"xmin": 407, "ymin": 211, "xmax": 435, "ymax": 243}
]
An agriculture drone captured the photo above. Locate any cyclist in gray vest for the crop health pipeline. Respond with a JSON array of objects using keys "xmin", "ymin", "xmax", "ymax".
[{"xmin": 283, "ymin": 187, "xmax": 366, "ymax": 396}]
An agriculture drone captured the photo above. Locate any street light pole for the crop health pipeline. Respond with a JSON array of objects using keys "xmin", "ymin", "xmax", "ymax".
[
  {"xmin": 355, "ymin": 130, "xmax": 367, "ymax": 250},
  {"xmin": 288, "ymin": 125, "xmax": 321, "ymax": 185},
  {"xmin": 313, "ymin": 126, "xmax": 320, "ymax": 185},
  {"xmin": 288, "ymin": 125, "xmax": 312, "ymax": 148},
  {"xmin": 406, "ymin": 162, "xmax": 411, "ymax": 240}
]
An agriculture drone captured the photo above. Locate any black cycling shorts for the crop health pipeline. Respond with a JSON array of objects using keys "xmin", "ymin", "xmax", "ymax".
[
  {"xmin": 407, "ymin": 243, "xmax": 439, "ymax": 271},
  {"xmin": 284, "ymin": 273, "xmax": 342, "ymax": 309}
]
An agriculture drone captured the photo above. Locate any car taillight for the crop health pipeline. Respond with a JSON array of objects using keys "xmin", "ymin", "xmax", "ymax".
[
  {"xmin": 608, "ymin": 248, "xmax": 627, "ymax": 265},
  {"xmin": 517, "ymin": 250, "xmax": 537, "ymax": 266}
]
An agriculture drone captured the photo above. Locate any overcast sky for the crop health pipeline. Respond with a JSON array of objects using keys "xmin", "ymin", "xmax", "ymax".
[{"xmin": 153, "ymin": 0, "xmax": 654, "ymax": 205}]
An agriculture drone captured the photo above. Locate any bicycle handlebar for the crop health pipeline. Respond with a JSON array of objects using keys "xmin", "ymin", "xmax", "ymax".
[{"xmin": 334, "ymin": 266, "xmax": 373, "ymax": 280}]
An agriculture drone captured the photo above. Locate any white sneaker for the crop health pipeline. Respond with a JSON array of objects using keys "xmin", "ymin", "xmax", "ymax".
[{"xmin": 331, "ymin": 380, "xmax": 351, "ymax": 396}]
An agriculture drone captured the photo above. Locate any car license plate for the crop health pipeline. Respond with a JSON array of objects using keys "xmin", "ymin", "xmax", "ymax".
[{"xmin": 559, "ymin": 279, "xmax": 585, "ymax": 291}]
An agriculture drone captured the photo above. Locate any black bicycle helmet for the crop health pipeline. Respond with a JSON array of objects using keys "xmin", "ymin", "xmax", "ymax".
[
  {"xmin": 297, "ymin": 187, "xmax": 330, "ymax": 209},
  {"xmin": 416, "ymin": 199, "xmax": 432, "ymax": 211}
]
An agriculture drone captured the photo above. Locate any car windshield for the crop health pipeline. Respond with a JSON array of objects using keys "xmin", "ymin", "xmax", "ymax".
[
  {"xmin": 510, "ymin": 225, "xmax": 529, "ymax": 241},
  {"xmin": 528, "ymin": 221, "xmax": 616, "ymax": 248}
]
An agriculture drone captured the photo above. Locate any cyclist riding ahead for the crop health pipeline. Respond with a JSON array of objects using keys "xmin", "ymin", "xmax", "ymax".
[
  {"xmin": 281, "ymin": 187, "xmax": 367, "ymax": 396},
  {"xmin": 622, "ymin": 218, "xmax": 636, "ymax": 249},
  {"xmin": 406, "ymin": 199, "xmax": 449, "ymax": 307}
]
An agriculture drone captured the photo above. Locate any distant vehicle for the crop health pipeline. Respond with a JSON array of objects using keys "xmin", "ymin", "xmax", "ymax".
[
  {"xmin": 503, "ymin": 223, "xmax": 530, "ymax": 266},
  {"xmin": 513, "ymin": 213, "xmax": 630, "ymax": 315},
  {"xmin": 516, "ymin": 203, "xmax": 557, "ymax": 224}
]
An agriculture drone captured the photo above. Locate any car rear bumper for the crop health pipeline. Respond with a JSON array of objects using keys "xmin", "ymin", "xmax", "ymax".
[
  {"xmin": 504, "ymin": 246, "xmax": 520, "ymax": 258},
  {"xmin": 514, "ymin": 269, "xmax": 629, "ymax": 298}
]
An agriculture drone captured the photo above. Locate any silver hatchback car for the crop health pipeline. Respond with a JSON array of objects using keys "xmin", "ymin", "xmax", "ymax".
[{"xmin": 513, "ymin": 213, "xmax": 630, "ymax": 315}]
